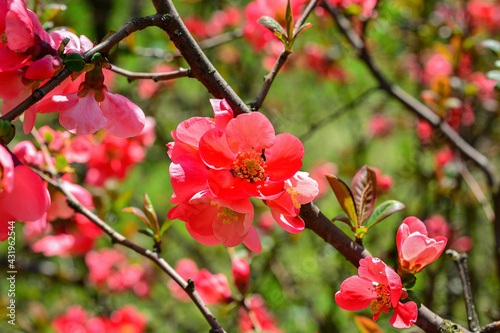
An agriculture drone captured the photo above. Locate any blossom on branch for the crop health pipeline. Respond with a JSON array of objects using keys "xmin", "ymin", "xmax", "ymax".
[
  {"xmin": 167, "ymin": 99, "xmax": 318, "ymax": 252},
  {"xmin": 0, "ymin": 144, "xmax": 50, "ymax": 241},
  {"xmin": 335, "ymin": 257, "xmax": 418, "ymax": 329},
  {"xmin": 396, "ymin": 216, "xmax": 447, "ymax": 276}
]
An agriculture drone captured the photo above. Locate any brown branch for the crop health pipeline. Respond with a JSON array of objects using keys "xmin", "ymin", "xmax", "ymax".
[
  {"xmin": 151, "ymin": 0, "xmax": 250, "ymax": 116},
  {"xmin": 481, "ymin": 321, "xmax": 500, "ymax": 333},
  {"xmin": 1, "ymin": 14, "xmax": 165, "ymax": 123},
  {"xmin": 447, "ymin": 250, "xmax": 480, "ymax": 332},
  {"xmin": 299, "ymin": 202, "xmax": 471, "ymax": 333},
  {"xmin": 250, "ymin": 0, "xmax": 320, "ymax": 111},
  {"xmin": 110, "ymin": 64, "xmax": 192, "ymax": 82}
]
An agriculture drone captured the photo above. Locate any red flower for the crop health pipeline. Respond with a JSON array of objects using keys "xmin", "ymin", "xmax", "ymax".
[
  {"xmin": 232, "ymin": 257, "xmax": 251, "ymax": 295},
  {"xmin": 238, "ymin": 294, "xmax": 283, "ymax": 332},
  {"xmin": 335, "ymin": 257, "xmax": 418, "ymax": 329},
  {"xmin": 199, "ymin": 111, "xmax": 304, "ymax": 200},
  {"xmin": 168, "ymin": 258, "xmax": 233, "ymax": 305},
  {"xmin": 397, "ymin": 217, "xmax": 447, "ymax": 276},
  {"xmin": 0, "ymin": 144, "xmax": 50, "ymax": 241}
]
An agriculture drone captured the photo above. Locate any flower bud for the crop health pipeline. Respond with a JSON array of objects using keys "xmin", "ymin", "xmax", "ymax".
[{"xmin": 232, "ymin": 258, "xmax": 250, "ymax": 295}]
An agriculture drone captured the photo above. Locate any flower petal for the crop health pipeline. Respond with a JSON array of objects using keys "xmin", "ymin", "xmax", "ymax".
[
  {"xmin": 199, "ymin": 128, "xmax": 236, "ymax": 169},
  {"xmin": 0, "ymin": 165, "xmax": 50, "ymax": 221},
  {"xmin": 100, "ymin": 92, "xmax": 145, "ymax": 138},
  {"xmin": 225, "ymin": 112, "xmax": 276, "ymax": 151},
  {"xmin": 335, "ymin": 276, "xmax": 376, "ymax": 311},
  {"xmin": 243, "ymin": 226, "xmax": 262, "ymax": 253},
  {"xmin": 390, "ymin": 301, "xmax": 418, "ymax": 329},
  {"xmin": 59, "ymin": 93, "xmax": 107, "ymax": 135},
  {"xmin": 264, "ymin": 133, "xmax": 304, "ymax": 181}
]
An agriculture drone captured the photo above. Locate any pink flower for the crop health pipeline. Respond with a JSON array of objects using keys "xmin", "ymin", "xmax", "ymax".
[
  {"xmin": 232, "ymin": 257, "xmax": 251, "ymax": 295},
  {"xmin": 265, "ymin": 171, "xmax": 318, "ymax": 233},
  {"xmin": 424, "ymin": 215, "xmax": 473, "ymax": 253},
  {"xmin": 199, "ymin": 111, "xmax": 304, "ymax": 200},
  {"xmin": 168, "ymin": 99, "xmax": 315, "ymax": 252},
  {"xmin": 52, "ymin": 306, "xmax": 89, "ymax": 333},
  {"xmin": 31, "ymin": 233, "xmax": 94, "ymax": 257},
  {"xmin": 397, "ymin": 217, "xmax": 447, "ymax": 275},
  {"xmin": 335, "ymin": 257, "xmax": 418, "ymax": 329},
  {"xmin": 371, "ymin": 167, "xmax": 394, "ymax": 194},
  {"xmin": 168, "ymin": 258, "xmax": 233, "ymax": 305},
  {"xmin": 368, "ymin": 113, "xmax": 393, "ymax": 138},
  {"xmin": 85, "ymin": 248, "xmax": 152, "ymax": 297},
  {"xmin": 0, "ymin": 144, "xmax": 50, "ymax": 241},
  {"xmin": 168, "ymin": 195, "xmax": 259, "ymax": 251},
  {"xmin": 53, "ymin": 305, "xmax": 146, "ymax": 333},
  {"xmin": 238, "ymin": 294, "xmax": 283, "ymax": 332},
  {"xmin": 107, "ymin": 306, "xmax": 147, "ymax": 333}
]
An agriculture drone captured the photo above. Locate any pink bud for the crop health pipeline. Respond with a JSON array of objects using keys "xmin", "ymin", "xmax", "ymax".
[
  {"xmin": 25, "ymin": 55, "xmax": 63, "ymax": 80},
  {"xmin": 232, "ymin": 258, "xmax": 250, "ymax": 295}
]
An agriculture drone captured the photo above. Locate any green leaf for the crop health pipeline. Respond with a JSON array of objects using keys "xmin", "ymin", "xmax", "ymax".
[
  {"xmin": 285, "ymin": 0, "xmax": 293, "ymax": 43},
  {"xmin": 257, "ymin": 16, "xmax": 287, "ymax": 37},
  {"xmin": 351, "ymin": 166, "xmax": 377, "ymax": 224},
  {"xmin": 143, "ymin": 193, "xmax": 159, "ymax": 234},
  {"xmin": 138, "ymin": 229, "xmax": 154, "ymax": 237},
  {"xmin": 326, "ymin": 174, "xmax": 358, "ymax": 225},
  {"xmin": 122, "ymin": 206, "xmax": 151, "ymax": 228},
  {"xmin": 495, "ymin": 60, "xmax": 500, "ymax": 68},
  {"xmin": 481, "ymin": 39, "xmax": 500, "ymax": 54},
  {"xmin": 401, "ymin": 274, "xmax": 416, "ymax": 289},
  {"xmin": 159, "ymin": 218, "xmax": 174, "ymax": 236},
  {"xmin": 401, "ymin": 290, "xmax": 421, "ymax": 308},
  {"xmin": 354, "ymin": 226, "xmax": 368, "ymax": 240},
  {"xmin": 331, "ymin": 213, "xmax": 353, "ymax": 227},
  {"xmin": 294, "ymin": 22, "xmax": 313, "ymax": 38},
  {"xmin": 364, "ymin": 200, "xmax": 406, "ymax": 229},
  {"xmin": 487, "ymin": 70, "xmax": 500, "ymax": 82},
  {"xmin": 55, "ymin": 154, "xmax": 68, "ymax": 172},
  {"xmin": 0, "ymin": 120, "xmax": 15, "ymax": 144},
  {"xmin": 64, "ymin": 52, "xmax": 85, "ymax": 72}
]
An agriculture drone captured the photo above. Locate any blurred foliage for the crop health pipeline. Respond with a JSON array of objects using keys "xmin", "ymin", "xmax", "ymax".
[{"xmin": 1, "ymin": 0, "xmax": 500, "ymax": 332}]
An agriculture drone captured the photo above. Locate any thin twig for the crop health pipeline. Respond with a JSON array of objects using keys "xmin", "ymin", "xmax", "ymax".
[
  {"xmin": 32, "ymin": 133, "xmax": 227, "ymax": 333},
  {"xmin": 250, "ymin": 0, "xmax": 321, "ymax": 111},
  {"xmin": 36, "ymin": 170, "xmax": 227, "ymax": 333},
  {"xmin": 447, "ymin": 250, "xmax": 480, "ymax": 332},
  {"xmin": 323, "ymin": 3, "xmax": 498, "ymax": 189},
  {"xmin": 458, "ymin": 159, "xmax": 495, "ymax": 222},
  {"xmin": 110, "ymin": 64, "xmax": 192, "ymax": 82},
  {"xmin": 299, "ymin": 86, "xmax": 379, "ymax": 141},
  {"xmin": 1, "ymin": 14, "xmax": 166, "ymax": 123}
]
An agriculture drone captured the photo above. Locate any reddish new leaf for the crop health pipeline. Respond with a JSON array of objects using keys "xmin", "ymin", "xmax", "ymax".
[
  {"xmin": 326, "ymin": 174, "xmax": 358, "ymax": 225},
  {"xmin": 351, "ymin": 166, "xmax": 377, "ymax": 224}
]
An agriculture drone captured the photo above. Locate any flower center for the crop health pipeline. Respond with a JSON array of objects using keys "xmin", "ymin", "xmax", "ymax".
[
  {"xmin": 287, "ymin": 188, "xmax": 301, "ymax": 209},
  {"xmin": 369, "ymin": 283, "xmax": 393, "ymax": 315},
  {"xmin": 211, "ymin": 201, "xmax": 238, "ymax": 224},
  {"xmin": 232, "ymin": 151, "xmax": 266, "ymax": 183}
]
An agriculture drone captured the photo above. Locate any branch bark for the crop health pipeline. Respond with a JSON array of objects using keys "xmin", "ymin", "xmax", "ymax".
[{"xmin": 151, "ymin": 0, "xmax": 250, "ymax": 116}]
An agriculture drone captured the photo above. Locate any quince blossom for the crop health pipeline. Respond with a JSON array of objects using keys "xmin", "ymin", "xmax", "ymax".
[
  {"xmin": 167, "ymin": 99, "xmax": 317, "ymax": 252},
  {"xmin": 335, "ymin": 257, "xmax": 418, "ymax": 329},
  {"xmin": 397, "ymin": 216, "xmax": 447, "ymax": 276},
  {"xmin": 168, "ymin": 258, "xmax": 233, "ymax": 305},
  {"xmin": 0, "ymin": 144, "xmax": 50, "ymax": 241}
]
